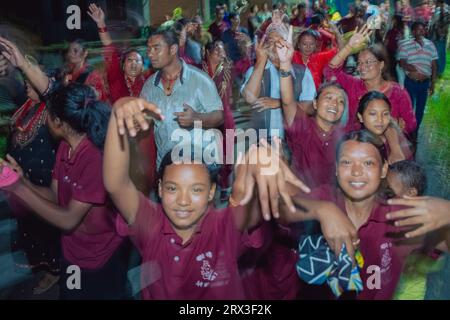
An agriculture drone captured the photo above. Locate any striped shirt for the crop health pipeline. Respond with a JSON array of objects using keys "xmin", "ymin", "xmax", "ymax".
[{"xmin": 397, "ymin": 38, "xmax": 438, "ymax": 77}]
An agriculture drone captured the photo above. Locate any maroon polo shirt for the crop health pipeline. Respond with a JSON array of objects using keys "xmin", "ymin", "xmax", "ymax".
[
  {"xmin": 116, "ymin": 192, "xmax": 268, "ymax": 300},
  {"xmin": 52, "ymin": 137, "xmax": 124, "ymax": 269},
  {"xmin": 307, "ymin": 184, "xmax": 417, "ymax": 300},
  {"xmin": 285, "ymin": 111, "xmax": 346, "ymax": 189}
]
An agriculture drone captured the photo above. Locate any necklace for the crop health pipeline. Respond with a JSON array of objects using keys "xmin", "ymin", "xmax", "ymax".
[
  {"xmin": 161, "ymin": 69, "xmax": 181, "ymax": 94},
  {"xmin": 125, "ymin": 75, "xmax": 144, "ymax": 97},
  {"xmin": 11, "ymin": 99, "xmax": 47, "ymax": 147}
]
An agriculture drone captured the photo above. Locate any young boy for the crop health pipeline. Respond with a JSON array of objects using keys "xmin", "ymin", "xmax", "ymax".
[{"xmin": 387, "ymin": 160, "xmax": 427, "ymax": 197}]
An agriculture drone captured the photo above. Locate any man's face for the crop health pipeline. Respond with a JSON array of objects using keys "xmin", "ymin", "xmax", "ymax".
[
  {"xmin": 413, "ymin": 24, "xmax": 425, "ymax": 40},
  {"xmin": 147, "ymin": 35, "xmax": 175, "ymax": 69},
  {"xmin": 265, "ymin": 31, "xmax": 284, "ymax": 66},
  {"xmin": 216, "ymin": 9, "xmax": 225, "ymax": 22}
]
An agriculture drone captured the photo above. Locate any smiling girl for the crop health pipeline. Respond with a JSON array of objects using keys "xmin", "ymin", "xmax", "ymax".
[
  {"xmin": 292, "ymin": 130, "xmax": 421, "ymax": 299},
  {"xmin": 357, "ymin": 91, "xmax": 413, "ymax": 164},
  {"xmin": 276, "ymin": 32, "xmax": 348, "ymax": 188}
]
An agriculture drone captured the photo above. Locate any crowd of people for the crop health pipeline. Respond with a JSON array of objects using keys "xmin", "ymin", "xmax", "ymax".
[{"xmin": 0, "ymin": 0, "xmax": 449, "ymax": 300}]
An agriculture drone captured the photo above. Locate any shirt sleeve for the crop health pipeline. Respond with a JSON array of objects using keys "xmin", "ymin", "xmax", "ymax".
[
  {"xmin": 115, "ymin": 192, "xmax": 161, "ymax": 254},
  {"xmin": 298, "ymin": 68, "xmax": 316, "ymax": 101},
  {"xmin": 71, "ymin": 151, "xmax": 107, "ymax": 205}
]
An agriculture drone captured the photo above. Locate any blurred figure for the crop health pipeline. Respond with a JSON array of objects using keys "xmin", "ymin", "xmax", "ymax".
[
  {"xmin": 208, "ymin": 5, "xmax": 229, "ymax": 41},
  {"xmin": 247, "ymin": 4, "xmax": 261, "ymax": 41},
  {"xmin": 429, "ymin": 0, "xmax": 450, "ymax": 76},
  {"xmin": 290, "ymin": 3, "xmax": 311, "ymax": 28},
  {"xmin": 60, "ymin": 39, "xmax": 109, "ymax": 102},
  {"xmin": 257, "ymin": 2, "xmax": 272, "ymax": 23},
  {"xmin": 221, "ymin": 13, "xmax": 252, "ymax": 82},
  {"xmin": 203, "ymin": 40, "xmax": 235, "ymax": 199},
  {"xmin": 384, "ymin": 15, "xmax": 405, "ymax": 81},
  {"xmin": 398, "ymin": 21, "xmax": 438, "ymax": 133}
]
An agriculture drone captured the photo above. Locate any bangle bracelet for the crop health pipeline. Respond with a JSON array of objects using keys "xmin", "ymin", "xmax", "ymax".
[{"xmin": 98, "ymin": 27, "xmax": 108, "ymax": 33}]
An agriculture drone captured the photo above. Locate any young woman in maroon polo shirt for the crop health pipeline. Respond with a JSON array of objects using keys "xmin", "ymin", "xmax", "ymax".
[
  {"xmin": 103, "ymin": 96, "xmax": 357, "ymax": 300},
  {"xmin": 0, "ymin": 84, "xmax": 126, "ymax": 299},
  {"xmin": 356, "ymin": 91, "xmax": 413, "ymax": 164},
  {"xmin": 277, "ymin": 27, "xmax": 348, "ymax": 188},
  {"xmin": 291, "ymin": 130, "xmax": 422, "ymax": 299}
]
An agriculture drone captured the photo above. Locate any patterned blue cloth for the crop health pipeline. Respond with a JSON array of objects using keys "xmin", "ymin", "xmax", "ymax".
[{"xmin": 296, "ymin": 235, "xmax": 364, "ymax": 298}]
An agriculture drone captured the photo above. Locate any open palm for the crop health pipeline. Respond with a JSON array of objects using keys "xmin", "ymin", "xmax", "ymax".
[{"xmin": 88, "ymin": 3, "xmax": 106, "ymax": 26}]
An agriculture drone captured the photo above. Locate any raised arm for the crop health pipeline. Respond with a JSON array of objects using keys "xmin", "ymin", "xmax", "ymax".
[
  {"xmin": 88, "ymin": 3, "xmax": 112, "ymax": 46},
  {"xmin": 241, "ymin": 35, "xmax": 268, "ymax": 104},
  {"xmin": 0, "ymin": 37, "xmax": 49, "ymax": 95},
  {"xmin": 276, "ymin": 27, "xmax": 298, "ymax": 127},
  {"xmin": 328, "ymin": 24, "xmax": 372, "ymax": 68},
  {"xmin": 104, "ymin": 97, "xmax": 163, "ymax": 224}
]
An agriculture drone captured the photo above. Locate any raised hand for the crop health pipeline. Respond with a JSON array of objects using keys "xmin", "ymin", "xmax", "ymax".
[
  {"xmin": 255, "ymin": 34, "xmax": 268, "ymax": 65},
  {"xmin": 87, "ymin": 3, "xmax": 106, "ymax": 28},
  {"xmin": 0, "ymin": 37, "xmax": 26, "ymax": 69},
  {"xmin": 236, "ymin": 137, "xmax": 310, "ymax": 221},
  {"xmin": 276, "ymin": 25, "xmax": 294, "ymax": 66},
  {"xmin": 113, "ymin": 97, "xmax": 164, "ymax": 137},
  {"xmin": 347, "ymin": 24, "xmax": 372, "ymax": 49}
]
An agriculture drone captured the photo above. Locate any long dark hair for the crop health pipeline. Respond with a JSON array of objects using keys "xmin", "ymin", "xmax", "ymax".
[
  {"xmin": 47, "ymin": 83, "xmax": 111, "ymax": 149},
  {"xmin": 357, "ymin": 91, "xmax": 392, "ymax": 116},
  {"xmin": 336, "ymin": 130, "xmax": 387, "ymax": 164}
]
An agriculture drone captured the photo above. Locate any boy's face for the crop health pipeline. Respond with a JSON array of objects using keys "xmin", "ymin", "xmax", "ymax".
[
  {"xmin": 159, "ymin": 164, "xmax": 216, "ymax": 239},
  {"xmin": 386, "ymin": 171, "xmax": 418, "ymax": 197}
]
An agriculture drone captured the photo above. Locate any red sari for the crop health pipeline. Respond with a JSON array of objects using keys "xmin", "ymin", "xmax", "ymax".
[{"xmin": 102, "ymin": 44, "xmax": 157, "ymax": 193}]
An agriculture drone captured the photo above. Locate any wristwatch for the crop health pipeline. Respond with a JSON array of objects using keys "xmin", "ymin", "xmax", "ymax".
[{"xmin": 279, "ymin": 69, "xmax": 292, "ymax": 78}]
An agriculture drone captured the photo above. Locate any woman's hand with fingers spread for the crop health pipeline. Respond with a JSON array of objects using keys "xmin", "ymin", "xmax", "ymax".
[
  {"xmin": 0, "ymin": 37, "xmax": 26, "ymax": 69},
  {"xmin": 347, "ymin": 24, "xmax": 372, "ymax": 50},
  {"xmin": 87, "ymin": 3, "xmax": 106, "ymax": 28}
]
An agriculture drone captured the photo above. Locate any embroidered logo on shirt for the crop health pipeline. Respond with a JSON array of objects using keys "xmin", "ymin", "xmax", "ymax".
[{"xmin": 195, "ymin": 251, "xmax": 218, "ymax": 287}]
